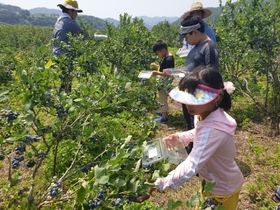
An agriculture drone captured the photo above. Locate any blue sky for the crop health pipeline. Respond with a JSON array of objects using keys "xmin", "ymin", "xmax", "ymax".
[{"xmin": 0, "ymin": 0, "xmax": 231, "ymax": 19}]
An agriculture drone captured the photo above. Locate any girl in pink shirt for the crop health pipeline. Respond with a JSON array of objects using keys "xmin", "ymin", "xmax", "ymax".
[{"xmin": 138, "ymin": 66, "xmax": 243, "ymax": 210}]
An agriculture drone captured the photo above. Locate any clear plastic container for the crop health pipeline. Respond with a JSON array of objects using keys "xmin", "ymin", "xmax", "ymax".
[
  {"xmin": 142, "ymin": 137, "xmax": 188, "ymax": 167},
  {"xmin": 138, "ymin": 70, "xmax": 153, "ymax": 79},
  {"xmin": 164, "ymin": 67, "xmax": 189, "ymax": 78}
]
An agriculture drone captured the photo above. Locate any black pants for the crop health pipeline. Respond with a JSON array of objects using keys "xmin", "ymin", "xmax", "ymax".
[{"xmin": 182, "ymin": 104, "xmax": 194, "ymax": 155}]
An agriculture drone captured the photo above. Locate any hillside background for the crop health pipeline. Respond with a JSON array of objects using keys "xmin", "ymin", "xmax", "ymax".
[{"xmin": 0, "ymin": 2, "xmax": 222, "ymax": 29}]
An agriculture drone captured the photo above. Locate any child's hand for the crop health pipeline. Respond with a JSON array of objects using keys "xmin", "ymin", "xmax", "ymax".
[
  {"xmin": 150, "ymin": 62, "xmax": 159, "ymax": 69},
  {"xmin": 151, "ymin": 71, "xmax": 158, "ymax": 76},
  {"xmin": 162, "ymin": 68, "xmax": 172, "ymax": 75},
  {"xmin": 163, "ymin": 134, "xmax": 180, "ymax": 151}
]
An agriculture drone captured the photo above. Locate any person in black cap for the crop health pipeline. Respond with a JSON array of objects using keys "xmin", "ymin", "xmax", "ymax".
[
  {"xmin": 165, "ymin": 15, "xmax": 219, "ymax": 154},
  {"xmin": 180, "ymin": 15, "xmax": 218, "ymax": 154}
]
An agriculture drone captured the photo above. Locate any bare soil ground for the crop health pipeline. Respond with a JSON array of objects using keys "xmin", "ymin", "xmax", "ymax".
[{"xmin": 151, "ymin": 99, "xmax": 280, "ymax": 210}]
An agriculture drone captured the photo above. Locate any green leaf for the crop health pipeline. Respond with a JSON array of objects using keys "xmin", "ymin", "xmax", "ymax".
[
  {"xmin": 33, "ymin": 71, "xmax": 42, "ymax": 82},
  {"xmin": 110, "ymin": 164, "xmax": 121, "ymax": 171},
  {"xmin": 74, "ymin": 98, "xmax": 83, "ymax": 102},
  {"xmin": 45, "ymin": 60, "xmax": 53, "ymax": 68},
  {"xmin": 25, "ymin": 114, "xmax": 34, "ymax": 122},
  {"xmin": 101, "ymin": 100, "xmax": 108, "ymax": 107},
  {"xmin": 27, "ymin": 152, "xmax": 33, "ymax": 159},
  {"xmin": 167, "ymin": 199, "xmax": 182, "ymax": 209},
  {"xmin": 0, "ymin": 89, "xmax": 9, "ymax": 97},
  {"xmin": 0, "ymin": 96, "xmax": 9, "ymax": 103},
  {"xmin": 115, "ymin": 177, "xmax": 126, "ymax": 187},
  {"xmin": 98, "ymin": 175, "xmax": 109, "ymax": 184},
  {"xmin": 162, "ymin": 163, "xmax": 171, "ymax": 172},
  {"xmin": 132, "ymin": 180, "xmax": 140, "ymax": 192},
  {"xmin": 134, "ymin": 159, "xmax": 141, "ymax": 172},
  {"xmin": 120, "ymin": 135, "xmax": 132, "ymax": 149},
  {"xmin": 4, "ymin": 137, "xmax": 20, "ymax": 143},
  {"xmin": 151, "ymin": 170, "xmax": 160, "ymax": 181},
  {"xmin": 188, "ymin": 192, "xmax": 200, "ymax": 206},
  {"xmin": 82, "ymin": 181, "xmax": 87, "ymax": 188},
  {"xmin": 24, "ymin": 102, "xmax": 31, "ymax": 111},
  {"xmin": 76, "ymin": 186, "xmax": 87, "ymax": 204},
  {"xmin": 185, "ymin": 200, "xmax": 192, "ymax": 209},
  {"xmin": 88, "ymin": 170, "xmax": 95, "ymax": 180},
  {"xmin": 21, "ymin": 74, "xmax": 28, "ymax": 84},
  {"xmin": 68, "ymin": 106, "xmax": 75, "ymax": 112},
  {"xmin": 216, "ymin": 205, "xmax": 226, "ymax": 210},
  {"xmin": 203, "ymin": 180, "xmax": 216, "ymax": 192},
  {"xmin": 94, "ymin": 166, "xmax": 106, "ymax": 179}
]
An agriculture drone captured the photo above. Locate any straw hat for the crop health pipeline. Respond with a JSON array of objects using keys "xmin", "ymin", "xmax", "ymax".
[
  {"xmin": 57, "ymin": 0, "xmax": 83, "ymax": 13},
  {"xmin": 182, "ymin": 2, "xmax": 212, "ymax": 19}
]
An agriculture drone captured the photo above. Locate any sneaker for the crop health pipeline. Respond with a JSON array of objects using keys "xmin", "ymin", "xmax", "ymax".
[
  {"xmin": 155, "ymin": 116, "xmax": 168, "ymax": 123},
  {"xmin": 155, "ymin": 111, "xmax": 162, "ymax": 116}
]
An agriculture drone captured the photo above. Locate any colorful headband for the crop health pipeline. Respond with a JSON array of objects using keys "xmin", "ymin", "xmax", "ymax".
[{"xmin": 169, "ymin": 83, "xmax": 235, "ymax": 105}]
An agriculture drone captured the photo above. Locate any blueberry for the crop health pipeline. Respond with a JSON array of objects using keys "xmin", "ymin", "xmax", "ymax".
[
  {"xmin": 128, "ymin": 196, "xmax": 137, "ymax": 202},
  {"xmin": 111, "ymin": 200, "xmax": 116, "ymax": 206},
  {"xmin": 26, "ymin": 161, "xmax": 36, "ymax": 168},
  {"xmin": 96, "ymin": 193, "xmax": 105, "ymax": 200},
  {"xmin": 0, "ymin": 154, "xmax": 4, "ymax": 160},
  {"xmin": 81, "ymin": 166, "xmax": 91, "ymax": 173},
  {"xmin": 18, "ymin": 189, "xmax": 24, "ymax": 195},
  {"xmin": 51, "ymin": 190, "xmax": 57, "ymax": 197},
  {"xmin": 90, "ymin": 137, "xmax": 98, "ymax": 142},
  {"xmin": 57, "ymin": 180, "xmax": 62, "ymax": 187}
]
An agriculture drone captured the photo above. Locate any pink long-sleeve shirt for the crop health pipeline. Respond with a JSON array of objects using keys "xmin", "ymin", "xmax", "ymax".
[{"xmin": 155, "ymin": 108, "xmax": 243, "ymax": 195}]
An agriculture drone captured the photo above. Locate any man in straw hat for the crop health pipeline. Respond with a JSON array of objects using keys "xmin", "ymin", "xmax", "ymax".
[
  {"xmin": 52, "ymin": 0, "xmax": 107, "ymax": 93},
  {"xmin": 179, "ymin": 2, "xmax": 216, "ymax": 52},
  {"xmin": 52, "ymin": 0, "xmax": 84, "ymax": 58},
  {"xmin": 51, "ymin": 0, "xmax": 84, "ymax": 93},
  {"xmin": 52, "ymin": 0, "xmax": 108, "ymax": 57}
]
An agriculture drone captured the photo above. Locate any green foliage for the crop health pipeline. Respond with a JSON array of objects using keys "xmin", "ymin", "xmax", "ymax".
[
  {"xmin": 215, "ymin": 0, "xmax": 280, "ymax": 122},
  {"xmin": 104, "ymin": 13, "xmax": 155, "ymax": 75},
  {"xmin": 151, "ymin": 21, "xmax": 181, "ymax": 48},
  {"xmin": 0, "ymin": 2, "xmax": 280, "ymax": 209}
]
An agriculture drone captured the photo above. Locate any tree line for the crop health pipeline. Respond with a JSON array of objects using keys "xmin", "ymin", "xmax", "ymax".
[{"xmin": 0, "ymin": 4, "xmax": 107, "ymax": 29}]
